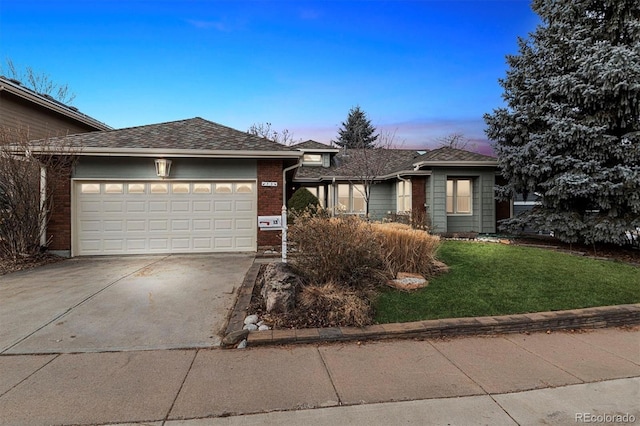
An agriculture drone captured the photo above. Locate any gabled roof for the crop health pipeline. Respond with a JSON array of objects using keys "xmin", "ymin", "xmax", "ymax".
[
  {"xmin": 418, "ymin": 146, "xmax": 496, "ymax": 162},
  {"xmin": 291, "ymin": 140, "xmax": 339, "ymax": 152},
  {"xmin": 51, "ymin": 117, "xmax": 301, "ymax": 158},
  {"xmin": 295, "ymin": 149, "xmax": 428, "ymax": 181},
  {"xmin": 0, "ymin": 76, "xmax": 111, "ymax": 131},
  {"xmin": 294, "ymin": 146, "xmax": 497, "ymax": 182}
]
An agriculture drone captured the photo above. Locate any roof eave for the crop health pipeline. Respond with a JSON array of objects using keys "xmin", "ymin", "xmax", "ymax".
[
  {"xmin": 0, "ymin": 80, "xmax": 112, "ymax": 132},
  {"xmin": 67, "ymin": 147, "xmax": 302, "ymax": 158},
  {"xmin": 413, "ymin": 160, "xmax": 499, "ymax": 168}
]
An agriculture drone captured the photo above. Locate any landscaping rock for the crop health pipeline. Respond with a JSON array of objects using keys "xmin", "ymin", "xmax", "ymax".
[
  {"xmin": 243, "ymin": 323, "xmax": 258, "ymax": 331},
  {"xmin": 387, "ymin": 272, "xmax": 428, "ymax": 291},
  {"xmin": 244, "ymin": 314, "xmax": 259, "ymax": 325},
  {"xmin": 259, "ymin": 263, "xmax": 302, "ymax": 313},
  {"xmin": 432, "ymin": 260, "xmax": 450, "ymax": 276},
  {"xmin": 236, "ymin": 339, "xmax": 247, "ymax": 349},
  {"xmin": 258, "ymin": 324, "xmax": 270, "ymax": 331},
  {"xmin": 222, "ymin": 329, "xmax": 249, "ymax": 347}
]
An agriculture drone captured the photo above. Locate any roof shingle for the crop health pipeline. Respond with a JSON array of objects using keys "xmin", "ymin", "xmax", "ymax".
[{"xmin": 57, "ymin": 117, "xmax": 297, "ymax": 152}]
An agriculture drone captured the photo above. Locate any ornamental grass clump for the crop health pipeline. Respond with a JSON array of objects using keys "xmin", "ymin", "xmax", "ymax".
[
  {"xmin": 371, "ymin": 223, "xmax": 441, "ymax": 279},
  {"xmin": 298, "ymin": 281, "xmax": 374, "ymax": 327},
  {"xmin": 288, "ymin": 214, "xmax": 385, "ymax": 290}
]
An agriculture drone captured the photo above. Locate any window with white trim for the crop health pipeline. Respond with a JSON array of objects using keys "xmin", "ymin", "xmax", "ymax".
[
  {"xmin": 396, "ymin": 180, "xmax": 412, "ymax": 212},
  {"xmin": 302, "ymin": 154, "xmax": 323, "ymax": 165},
  {"xmin": 336, "ymin": 184, "xmax": 365, "ymax": 214},
  {"xmin": 446, "ymin": 179, "xmax": 472, "ymax": 214}
]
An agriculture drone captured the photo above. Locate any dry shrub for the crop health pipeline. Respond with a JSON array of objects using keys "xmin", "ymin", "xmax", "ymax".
[
  {"xmin": 298, "ymin": 282, "xmax": 374, "ymax": 327},
  {"xmin": 289, "ymin": 214, "xmax": 385, "ymax": 290},
  {"xmin": 371, "ymin": 223, "xmax": 441, "ymax": 278}
]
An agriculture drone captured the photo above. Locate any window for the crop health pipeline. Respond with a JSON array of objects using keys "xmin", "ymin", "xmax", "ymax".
[
  {"xmin": 396, "ymin": 180, "xmax": 412, "ymax": 212},
  {"xmin": 193, "ymin": 183, "xmax": 211, "ymax": 193},
  {"xmin": 235, "ymin": 183, "xmax": 254, "ymax": 193},
  {"xmin": 306, "ymin": 186, "xmax": 325, "ymax": 207},
  {"xmin": 128, "ymin": 183, "xmax": 145, "ymax": 194},
  {"xmin": 336, "ymin": 183, "xmax": 365, "ymax": 214},
  {"xmin": 446, "ymin": 179, "xmax": 472, "ymax": 214},
  {"xmin": 104, "ymin": 183, "xmax": 123, "ymax": 194},
  {"xmin": 81, "ymin": 183, "xmax": 100, "ymax": 194},
  {"xmin": 150, "ymin": 183, "xmax": 168, "ymax": 194},
  {"xmin": 215, "ymin": 183, "xmax": 232, "ymax": 193},
  {"xmin": 172, "ymin": 183, "xmax": 190, "ymax": 193},
  {"xmin": 302, "ymin": 154, "xmax": 322, "ymax": 165}
]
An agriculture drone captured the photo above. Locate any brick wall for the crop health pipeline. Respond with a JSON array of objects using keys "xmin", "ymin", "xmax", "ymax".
[
  {"xmin": 257, "ymin": 159, "xmax": 283, "ymax": 248},
  {"xmin": 47, "ymin": 164, "xmax": 72, "ymax": 251}
]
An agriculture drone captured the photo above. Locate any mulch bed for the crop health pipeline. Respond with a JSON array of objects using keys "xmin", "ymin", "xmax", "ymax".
[
  {"xmin": 250, "ymin": 237, "xmax": 639, "ymax": 330},
  {"xmin": 0, "ymin": 254, "xmax": 64, "ymax": 276},
  {"xmin": 509, "ymin": 235, "xmax": 640, "ymax": 265}
]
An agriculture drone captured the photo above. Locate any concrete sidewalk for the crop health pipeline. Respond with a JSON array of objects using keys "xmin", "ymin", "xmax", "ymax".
[{"xmin": 0, "ymin": 327, "xmax": 638, "ymax": 425}]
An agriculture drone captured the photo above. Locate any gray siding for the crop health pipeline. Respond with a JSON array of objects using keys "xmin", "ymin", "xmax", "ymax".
[
  {"xmin": 74, "ymin": 157, "xmax": 257, "ymax": 180},
  {"xmin": 429, "ymin": 168, "xmax": 496, "ymax": 234},
  {"xmin": 368, "ymin": 182, "xmax": 394, "ymax": 220}
]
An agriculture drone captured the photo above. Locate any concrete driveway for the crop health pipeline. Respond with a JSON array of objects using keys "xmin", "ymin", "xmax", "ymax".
[{"xmin": 0, "ymin": 254, "xmax": 254, "ymax": 354}]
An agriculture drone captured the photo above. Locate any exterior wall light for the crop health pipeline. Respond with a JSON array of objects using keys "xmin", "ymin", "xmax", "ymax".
[{"xmin": 155, "ymin": 158, "xmax": 172, "ymax": 178}]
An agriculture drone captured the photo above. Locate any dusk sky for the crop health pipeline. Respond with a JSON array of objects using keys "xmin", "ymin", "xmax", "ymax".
[{"xmin": 1, "ymin": 0, "xmax": 539, "ymax": 154}]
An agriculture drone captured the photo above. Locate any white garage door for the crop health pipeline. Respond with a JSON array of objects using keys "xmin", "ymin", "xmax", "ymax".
[{"xmin": 74, "ymin": 181, "xmax": 257, "ymax": 255}]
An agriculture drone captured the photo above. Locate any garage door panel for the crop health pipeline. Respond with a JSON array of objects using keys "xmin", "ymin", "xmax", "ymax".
[
  {"xmin": 235, "ymin": 200, "xmax": 253, "ymax": 212},
  {"xmin": 193, "ymin": 219, "xmax": 212, "ymax": 231},
  {"xmin": 79, "ymin": 220, "xmax": 101, "ymax": 232},
  {"xmin": 126, "ymin": 201, "xmax": 146, "ymax": 213},
  {"xmin": 75, "ymin": 181, "xmax": 256, "ymax": 255},
  {"xmin": 171, "ymin": 219, "xmax": 190, "ymax": 231},
  {"xmin": 127, "ymin": 220, "xmax": 146, "ymax": 232},
  {"xmin": 149, "ymin": 201, "xmax": 169, "ymax": 212},
  {"xmin": 236, "ymin": 218, "xmax": 253, "ymax": 230}
]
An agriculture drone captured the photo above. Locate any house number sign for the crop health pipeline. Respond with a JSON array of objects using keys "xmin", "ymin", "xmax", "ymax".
[{"xmin": 261, "ymin": 181, "xmax": 278, "ymax": 187}]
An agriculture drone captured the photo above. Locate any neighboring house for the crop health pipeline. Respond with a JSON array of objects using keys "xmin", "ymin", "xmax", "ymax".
[
  {"xmin": 0, "ymin": 75, "xmax": 111, "ymax": 138},
  {"xmin": 292, "ymin": 140, "xmax": 504, "ymax": 234},
  {"xmin": 42, "ymin": 117, "xmax": 300, "ymax": 257}
]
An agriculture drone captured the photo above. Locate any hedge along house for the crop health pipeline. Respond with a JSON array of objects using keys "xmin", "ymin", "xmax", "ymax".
[
  {"xmin": 291, "ymin": 140, "xmax": 502, "ymax": 235},
  {"xmin": 42, "ymin": 117, "xmax": 300, "ymax": 256}
]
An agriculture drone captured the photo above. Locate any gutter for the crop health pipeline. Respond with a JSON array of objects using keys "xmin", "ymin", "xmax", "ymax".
[{"xmin": 26, "ymin": 147, "xmax": 303, "ymax": 159}]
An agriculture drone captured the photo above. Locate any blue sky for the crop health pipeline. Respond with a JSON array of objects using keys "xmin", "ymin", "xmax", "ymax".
[{"xmin": 1, "ymin": 0, "xmax": 539, "ymax": 153}]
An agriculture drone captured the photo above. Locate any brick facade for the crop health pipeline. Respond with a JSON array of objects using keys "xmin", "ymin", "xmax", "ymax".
[
  {"xmin": 257, "ymin": 159, "xmax": 284, "ymax": 248},
  {"xmin": 47, "ymin": 165, "xmax": 72, "ymax": 252}
]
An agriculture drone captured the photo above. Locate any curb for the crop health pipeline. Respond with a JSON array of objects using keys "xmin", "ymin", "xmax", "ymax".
[{"xmin": 224, "ymin": 261, "xmax": 640, "ymax": 348}]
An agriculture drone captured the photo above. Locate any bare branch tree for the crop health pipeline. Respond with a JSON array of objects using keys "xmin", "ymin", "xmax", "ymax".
[
  {"xmin": 0, "ymin": 126, "xmax": 78, "ymax": 260},
  {"xmin": 344, "ymin": 130, "xmax": 400, "ymax": 217},
  {"xmin": 436, "ymin": 132, "xmax": 476, "ymax": 151},
  {"xmin": 247, "ymin": 122, "xmax": 299, "ymax": 146},
  {"xmin": 2, "ymin": 59, "xmax": 76, "ymax": 105}
]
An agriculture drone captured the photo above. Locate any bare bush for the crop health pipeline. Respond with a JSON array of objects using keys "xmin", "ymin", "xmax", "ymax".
[
  {"xmin": 0, "ymin": 127, "xmax": 77, "ymax": 261},
  {"xmin": 371, "ymin": 223, "xmax": 441, "ymax": 278},
  {"xmin": 298, "ymin": 281, "xmax": 374, "ymax": 327},
  {"xmin": 288, "ymin": 214, "xmax": 386, "ymax": 290}
]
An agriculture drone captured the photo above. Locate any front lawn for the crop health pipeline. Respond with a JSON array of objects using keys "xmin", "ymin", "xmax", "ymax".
[{"xmin": 375, "ymin": 241, "xmax": 640, "ymax": 323}]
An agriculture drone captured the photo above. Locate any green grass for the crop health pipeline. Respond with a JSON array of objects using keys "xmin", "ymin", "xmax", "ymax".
[{"xmin": 375, "ymin": 240, "xmax": 640, "ymax": 323}]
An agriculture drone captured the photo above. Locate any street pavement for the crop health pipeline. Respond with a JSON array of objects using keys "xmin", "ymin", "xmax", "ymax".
[{"xmin": 0, "ymin": 327, "xmax": 638, "ymax": 425}]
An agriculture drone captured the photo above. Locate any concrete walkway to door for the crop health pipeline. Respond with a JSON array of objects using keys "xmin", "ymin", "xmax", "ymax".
[{"xmin": 0, "ymin": 254, "xmax": 254, "ymax": 354}]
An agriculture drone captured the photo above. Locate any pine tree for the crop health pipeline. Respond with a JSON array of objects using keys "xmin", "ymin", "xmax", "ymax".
[
  {"xmin": 333, "ymin": 106, "xmax": 379, "ymax": 149},
  {"xmin": 484, "ymin": 0, "xmax": 640, "ymax": 246}
]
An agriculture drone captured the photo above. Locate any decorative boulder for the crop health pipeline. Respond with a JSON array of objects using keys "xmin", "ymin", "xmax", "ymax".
[
  {"xmin": 387, "ymin": 272, "xmax": 428, "ymax": 291},
  {"xmin": 431, "ymin": 260, "xmax": 450, "ymax": 276},
  {"xmin": 259, "ymin": 263, "xmax": 302, "ymax": 313}
]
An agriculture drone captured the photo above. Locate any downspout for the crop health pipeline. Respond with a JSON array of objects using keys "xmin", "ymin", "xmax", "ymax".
[
  {"xmin": 281, "ymin": 160, "xmax": 302, "ymax": 263},
  {"xmin": 40, "ymin": 165, "xmax": 47, "ymax": 247}
]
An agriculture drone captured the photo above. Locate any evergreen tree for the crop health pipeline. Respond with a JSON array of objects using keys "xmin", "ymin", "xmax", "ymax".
[
  {"xmin": 333, "ymin": 106, "xmax": 379, "ymax": 149},
  {"xmin": 484, "ymin": 0, "xmax": 640, "ymax": 246}
]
